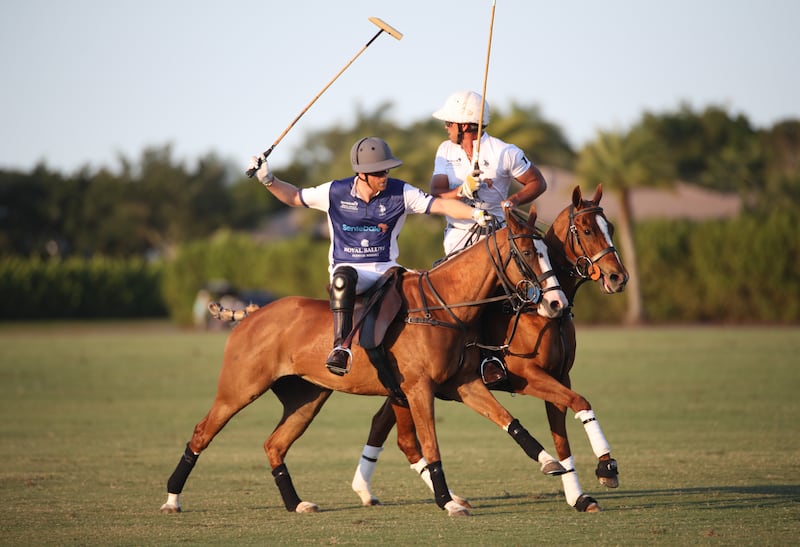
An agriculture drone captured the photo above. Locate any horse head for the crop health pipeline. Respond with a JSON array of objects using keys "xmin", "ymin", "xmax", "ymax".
[
  {"xmin": 502, "ymin": 203, "xmax": 568, "ymax": 319},
  {"xmin": 545, "ymin": 185, "xmax": 629, "ymax": 298}
]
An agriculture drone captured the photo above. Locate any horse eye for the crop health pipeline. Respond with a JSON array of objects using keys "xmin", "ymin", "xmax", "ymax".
[{"xmin": 583, "ymin": 228, "xmax": 592, "ymax": 236}]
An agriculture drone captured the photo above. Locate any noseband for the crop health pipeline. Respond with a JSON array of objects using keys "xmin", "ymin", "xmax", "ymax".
[{"xmin": 484, "ymin": 221, "xmax": 562, "ymax": 312}]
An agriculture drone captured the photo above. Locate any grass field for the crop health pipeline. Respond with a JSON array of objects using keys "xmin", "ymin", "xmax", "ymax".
[{"xmin": 0, "ymin": 321, "xmax": 798, "ymax": 546}]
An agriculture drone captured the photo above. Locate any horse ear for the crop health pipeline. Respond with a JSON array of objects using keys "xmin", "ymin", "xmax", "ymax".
[
  {"xmin": 572, "ymin": 186, "xmax": 582, "ymax": 207},
  {"xmin": 527, "ymin": 202, "xmax": 538, "ymax": 228},
  {"xmin": 593, "ymin": 184, "xmax": 603, "ymax": 203}
]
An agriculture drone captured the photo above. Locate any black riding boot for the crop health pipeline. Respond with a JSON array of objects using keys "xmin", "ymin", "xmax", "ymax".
[{"xmin": 326, "ymin": 266, "xmax": 357, "ymax": 376}]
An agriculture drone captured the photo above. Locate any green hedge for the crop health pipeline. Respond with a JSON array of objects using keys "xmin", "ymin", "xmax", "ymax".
[
  {"xmin": 160, "ymin": 230, "xmax": 330, "ymax": 325},
  {"xmin": 637, "ymin": 211, "xmax": 800, "ymax": 323},
  {"xmin": 0, "ymin": 256, "xmax": 165, "ymax": 319},
  {"xmin": 2, "ymin": 211, "xmax": 798, "ymax": 324}
]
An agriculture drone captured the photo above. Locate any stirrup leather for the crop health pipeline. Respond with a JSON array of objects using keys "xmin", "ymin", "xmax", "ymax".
[{"xmin": 325, "ymin": 346, "xmax": 353, "ymax": 376}]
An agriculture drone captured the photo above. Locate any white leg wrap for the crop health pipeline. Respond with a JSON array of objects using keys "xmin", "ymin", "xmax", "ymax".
[
  {"xmin": 575, "ymin": 410, "xmax": 611, "ymax": 457},
  {"xmin": 559, "ymin": 456, "xmax": 582, "ymax": 506},
  {"xmin": 352, "ymin": 445, "xmax": 383, "ymax": 493},
  {"xmin": 161, "ymin": 492, "xmax": 181, "ymax": 512},
  {"xmin": 410, "ymin": 458, "xmax": 434, "ymax": 492}
]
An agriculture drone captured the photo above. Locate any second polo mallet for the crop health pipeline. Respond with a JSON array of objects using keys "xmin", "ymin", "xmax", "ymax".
[
  {"xmin": 246, "ymin": 17, "xmax": 403, "ymax": 177},
  {"xmin": 473, "ymin": 0, "xmax": 496, "ymax": 179}
]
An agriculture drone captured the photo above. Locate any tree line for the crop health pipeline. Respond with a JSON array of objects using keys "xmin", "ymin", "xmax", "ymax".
[{"xmin": 1, "ymin": 101, "xmax": 798, "ymax": 323}]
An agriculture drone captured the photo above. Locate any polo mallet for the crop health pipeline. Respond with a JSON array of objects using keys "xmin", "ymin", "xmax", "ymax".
[
  {"xmin": 473, "ymin": 0, "xmax": 496, "ymax": 187},
  {"xmin": 246, "ymin": 17, "xmax": 403, "ymax": 177}
]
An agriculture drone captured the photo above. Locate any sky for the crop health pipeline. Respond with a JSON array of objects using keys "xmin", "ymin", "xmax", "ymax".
[{"xmin": 1, "ymin": 0, "xmax": 798, "ymax": 175}]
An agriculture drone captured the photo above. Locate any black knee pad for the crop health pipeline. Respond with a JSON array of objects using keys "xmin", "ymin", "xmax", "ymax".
[{"xmin": 331, "ymin": 266, "xmax": 357, "ymax": 311}]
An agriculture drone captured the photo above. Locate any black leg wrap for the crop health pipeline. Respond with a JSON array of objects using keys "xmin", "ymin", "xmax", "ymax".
[
  {"xmin": 574, "ymin": 494, "xmax": 598, "ymax": 512},
  {"xmin": 166, "ymin": 443, "xmax": 199, "ymax": 494},
  {"xmin": 507, "ymin": 418, "xmax": 545, "ymax": 461},
  {"xmin": 425, "ymin": 461, "xmax": 452, "ymax": 509},
  {"xmin": 272, "ymin": 463, "xmax": 302, "ymax": 512},
  {"xmin": 596, "ymin": 458, "xmax": 618, "ymax": 479}
]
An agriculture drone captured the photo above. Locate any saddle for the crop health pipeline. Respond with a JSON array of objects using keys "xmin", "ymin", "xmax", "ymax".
[{"xmin": 349, "ymin": 267, "xmax": 407, "ymax": 405}]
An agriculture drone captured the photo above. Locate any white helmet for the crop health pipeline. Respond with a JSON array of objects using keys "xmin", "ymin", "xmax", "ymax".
[{"xmin": 432, "ymin": 91, "xmax": 490, "ymax": 125}]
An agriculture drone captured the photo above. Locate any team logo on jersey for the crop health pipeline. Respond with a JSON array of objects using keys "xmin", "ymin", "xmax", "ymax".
[{"xmin": 378, "ymin": 204, "xmax": 387, "ymax": 215}]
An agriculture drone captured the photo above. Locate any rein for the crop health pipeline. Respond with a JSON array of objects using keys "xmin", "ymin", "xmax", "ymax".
[{"xmin": 405, "ymin": 221, "xmax": 553, "ymax": 330}]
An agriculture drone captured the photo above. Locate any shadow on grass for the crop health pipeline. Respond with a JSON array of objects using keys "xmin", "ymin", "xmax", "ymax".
[
  {"xmin": 183, "ymin": 484, "xmax": 800, "ymax": 515},
  {"xmin": 580, "ymin": 484, "xmax": 800, "ymax": 511}
]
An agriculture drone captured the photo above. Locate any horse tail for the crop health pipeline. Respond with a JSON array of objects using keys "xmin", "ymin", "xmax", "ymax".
[{"xmin": 207, "ymin": 301, "xmax": 261, "ymax": 322}]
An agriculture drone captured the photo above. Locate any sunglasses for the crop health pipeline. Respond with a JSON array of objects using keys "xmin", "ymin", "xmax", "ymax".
[{"xmin": 367, "ymin": 170, "xmax": 389, "ymax": 177}]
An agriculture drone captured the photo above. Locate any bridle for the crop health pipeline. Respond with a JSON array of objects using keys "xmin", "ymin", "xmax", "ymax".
[
  {"xmin": 480, "ymin": 204, "xmax": 619, "ymax": 357},
  {"xmin": 565, "ymin": 205, "xmax": 617, "ymax": 282}
]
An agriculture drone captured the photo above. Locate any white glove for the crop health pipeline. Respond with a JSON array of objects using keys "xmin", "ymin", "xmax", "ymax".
[
  {"xmin": 247, "ymin": 154, "xmax": 274, "ymax": 186},
  {"xmin": 472, "ymin": 208, "xmax": 491, "ymax": 227},
  {"xmin": 457, "ymin": 175, "xmax": 481, "ymax": 200}
]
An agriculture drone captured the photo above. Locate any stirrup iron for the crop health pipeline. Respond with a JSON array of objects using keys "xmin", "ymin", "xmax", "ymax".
[
  {"xmin": 325, "ymin": 346, "xmax": 353, "ymax": 376},
  {"xmin": 480, "ymin": 355, "xmax": 508, "ymax": 386}
]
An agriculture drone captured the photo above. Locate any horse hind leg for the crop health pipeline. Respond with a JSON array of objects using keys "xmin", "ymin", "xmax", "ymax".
[
  {"xmin": 351, "ymin": 398, "xmax": 397, "ymax": 506},
  {"xmin": 160, "ymin": 398, "xmax": 254, "ymax": 514},
  {"xmin": 266, "ymin": 376, "xmax": 334, "ymax": 513}
]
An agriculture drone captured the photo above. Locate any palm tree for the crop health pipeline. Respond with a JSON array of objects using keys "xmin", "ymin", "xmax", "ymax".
[{"xmin": 576, "ymin": 127, "xmax": 675, "ymax": 324}]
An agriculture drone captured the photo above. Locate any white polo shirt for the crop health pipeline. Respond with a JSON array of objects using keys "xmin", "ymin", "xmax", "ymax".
[{"xmin": 432, "ymin": 132, "xmax": 533, "ymax": 253}]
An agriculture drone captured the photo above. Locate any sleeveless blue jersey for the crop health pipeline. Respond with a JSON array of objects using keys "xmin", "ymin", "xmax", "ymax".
[{"xmin": 299, "ymin": 176, "xmax": 433, "ymax": 266}]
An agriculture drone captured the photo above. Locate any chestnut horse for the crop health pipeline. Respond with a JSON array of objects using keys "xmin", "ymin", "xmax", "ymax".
[
  {"xmin": 160, "ymin": 206, "xmax": 570, "ymax": 517},
  {"xmin": 350, "ymin": 185, "xmax": 629, "ymax": 512}
]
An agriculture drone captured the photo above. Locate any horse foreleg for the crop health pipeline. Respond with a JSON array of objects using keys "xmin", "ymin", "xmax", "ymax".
[
  {"xmin": 513, "ymin": 367, "xmax": 619, "ymax": 490},
  {"xmin": 575, "ymin": 408, "xmax": 619, "ymax": 489},
  {"xmin": 403, "ymin": 385, "xmax": 469, "ymax": 516},
  {"xmin": 544, "ymin": 400, "xmax": 599, "ymax": 512},
  {"xmin": 265, "ymin": 376, "xmax": 334, "ymax": 513},
  {"xmin": 454, "ymin": 379, "xmax": 565, "ymax": 476}
]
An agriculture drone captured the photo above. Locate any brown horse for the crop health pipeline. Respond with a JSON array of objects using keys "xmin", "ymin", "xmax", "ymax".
[
  {"xmin": 160, "ymin": 205, "xmax": 570, "ymax": 517},
  {"xmin": 350, "ymin": 185, "xmax": 629, "ymax": 513}
]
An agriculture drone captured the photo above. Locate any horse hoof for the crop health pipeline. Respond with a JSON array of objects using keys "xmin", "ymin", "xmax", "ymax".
[
  {"xmin": 595, "ymin": 459, "xmax": 619, "ymax": 488},
  {"xmin": 444, "ymin": 500, "xmax": 471, "ymax": 517},
  {"xmin": 295, "ymin": 501, "xmax": 320, "ymax": 513},
  {"xmin": 353, "ymin": 489, "xmax": 381, "ymax": 506},
  {"xmin": 541, "ymin": 460, "xmax": 567, "ymax": 476},
  {"xmin": 451, "ymin": 493, "xmax": 472, "ymax": 509},
  {"xmin": 598, "ymin": 476, "xmax": 619, "ymax": 488},
  {"xmin": 159, "ymin": 503, "xmax": 181, "ymax": 514},
  {"xmin": 574, "ymin": 494, "xmax": 601, "ymax": 513}
]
